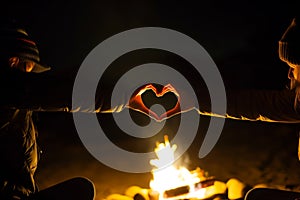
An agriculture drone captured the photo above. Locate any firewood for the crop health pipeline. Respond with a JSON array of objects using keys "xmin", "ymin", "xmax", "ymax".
[
  {"xmin": 163, "ymin": 185, "xmax": 190, "ymax": 198},
  {"xmin": 163, "ymin": 178, "xmax": 216, "ymax": 198}
]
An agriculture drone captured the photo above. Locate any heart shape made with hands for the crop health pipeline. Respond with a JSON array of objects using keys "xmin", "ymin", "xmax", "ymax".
[{"xmin": 128, "ymin": 84, "xmax": 181, "ymax": 121}]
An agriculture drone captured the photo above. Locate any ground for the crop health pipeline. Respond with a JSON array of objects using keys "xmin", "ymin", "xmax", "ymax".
[{"xmin": 35, "ymin": 111, "xmax": 300, "ymax": 200}]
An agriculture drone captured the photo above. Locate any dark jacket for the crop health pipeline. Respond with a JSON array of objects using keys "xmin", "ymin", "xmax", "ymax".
[
  {"xmin": 0, "ymin": 69, "xmax": 40, "ymax": 199},
  {"xmin": 0, "ymin": 109, "xmax": 38, "ymax": 199},
  {"xmin": 0, "ymin": 64, "xmax": 77, "ymax": 199},
  {"xmin": 203, "ymin": 88, "xmax": 300, "ymax": 123}
]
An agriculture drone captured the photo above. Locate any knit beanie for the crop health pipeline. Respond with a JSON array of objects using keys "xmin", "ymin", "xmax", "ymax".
[
  {"xmin": 0, "ymin": 22, "xmax": 50, "ymax": 73},
  {"xmin": 279, "ymin": 17, "xmax": 300, "ymax": 66}
]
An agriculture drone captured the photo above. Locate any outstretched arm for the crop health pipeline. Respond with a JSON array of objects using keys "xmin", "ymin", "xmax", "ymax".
[{"xmin": 198, "ymin": 88, "xmax": 300, "ymax": 123}]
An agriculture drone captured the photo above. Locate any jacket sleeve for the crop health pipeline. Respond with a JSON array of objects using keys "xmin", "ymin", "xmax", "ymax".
[
  {"xmin": 0, "ymin": 110, "xmax": 38, "ymax": 199},
  {"xmin": 0, "ymin": 70, "xmax": 120, "ymax": 113},
  {"xmin": 0, "ymin": 71, "xmax": 71, "ymax": 112},
  {"xmin": 198, "ymin": 88, "xmax": 300, "ymax": 123}
]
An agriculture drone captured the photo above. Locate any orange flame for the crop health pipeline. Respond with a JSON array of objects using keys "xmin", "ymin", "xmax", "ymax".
[{"xmin": 149, "ymin": 135, "xmax": 211, "ymax": 200}]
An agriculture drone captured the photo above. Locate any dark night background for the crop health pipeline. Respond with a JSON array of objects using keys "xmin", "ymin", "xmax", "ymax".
[{"xmin": 1, "ymin": 1, "xmax": 300, "ymax": 199}]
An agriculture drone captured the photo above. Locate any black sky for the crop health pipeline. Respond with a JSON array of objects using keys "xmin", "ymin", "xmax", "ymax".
[{"xmin": 1, "ymin": 0, "xmax": 298, "ymax": 90}]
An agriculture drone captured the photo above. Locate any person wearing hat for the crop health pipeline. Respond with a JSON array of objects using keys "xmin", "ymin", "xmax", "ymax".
[
  {"xmin": 0, "ymin": 21, "xmax": 95, "ymax": 199},
  {"xmin": 193, "ymin": 16, "xmax": 300, "ymax": 123}
]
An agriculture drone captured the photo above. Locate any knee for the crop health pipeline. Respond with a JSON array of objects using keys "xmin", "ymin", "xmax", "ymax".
[{"xmin": 68, "ymin": 177, "xmax": 95, "ymax": 199}]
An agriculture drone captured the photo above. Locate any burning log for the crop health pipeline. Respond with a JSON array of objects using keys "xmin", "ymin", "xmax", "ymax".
[
  {"xmin": 163, "ymin": 178, "xmax": 216, "ymax": 198},
  {"xmin": 163, "ymin": 185, "xmax": 189, "ymax": 198},
  {"xmin": 194, "ymin": 178, "xmax": 216, "ymax": 190},
  {"xmin": 105, "ymin": 136, "xmax": 249, "ymax": 200}
]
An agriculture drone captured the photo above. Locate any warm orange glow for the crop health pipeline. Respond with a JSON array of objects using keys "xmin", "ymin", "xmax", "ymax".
[
  {"xmin": 149, "ymin": 135, "xmax": 218, "ymax": 200},
  {"xmin": 129, "ymin": 84, "xmax": 181, "ymax": 121},
  {"xmin": 104, "ymin": 135, "xmax": 227, "ymax": 200}
]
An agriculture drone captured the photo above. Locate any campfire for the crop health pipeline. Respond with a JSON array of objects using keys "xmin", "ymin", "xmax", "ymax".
[
  {"xmin": 105, "ymin": 135, "xmax": 247, "ymax": 200},
  {"xmin": 149, "ymin": 135, "xmax": 217, "ymax": 200}
]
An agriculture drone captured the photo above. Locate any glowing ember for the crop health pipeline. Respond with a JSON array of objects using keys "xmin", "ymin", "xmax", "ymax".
[{"xmin": 149, "ymin": 135, "xmax": 215, "ymax": 200}]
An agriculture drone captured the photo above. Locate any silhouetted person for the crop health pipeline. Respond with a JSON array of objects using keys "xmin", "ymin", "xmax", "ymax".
[
  {"xmin": 196, "ymin": 17, "xmax": 300, "ymax": 122},
  {"xmin": 0, "ymin": 20, "xmax": 95, "ymax": 200}
]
